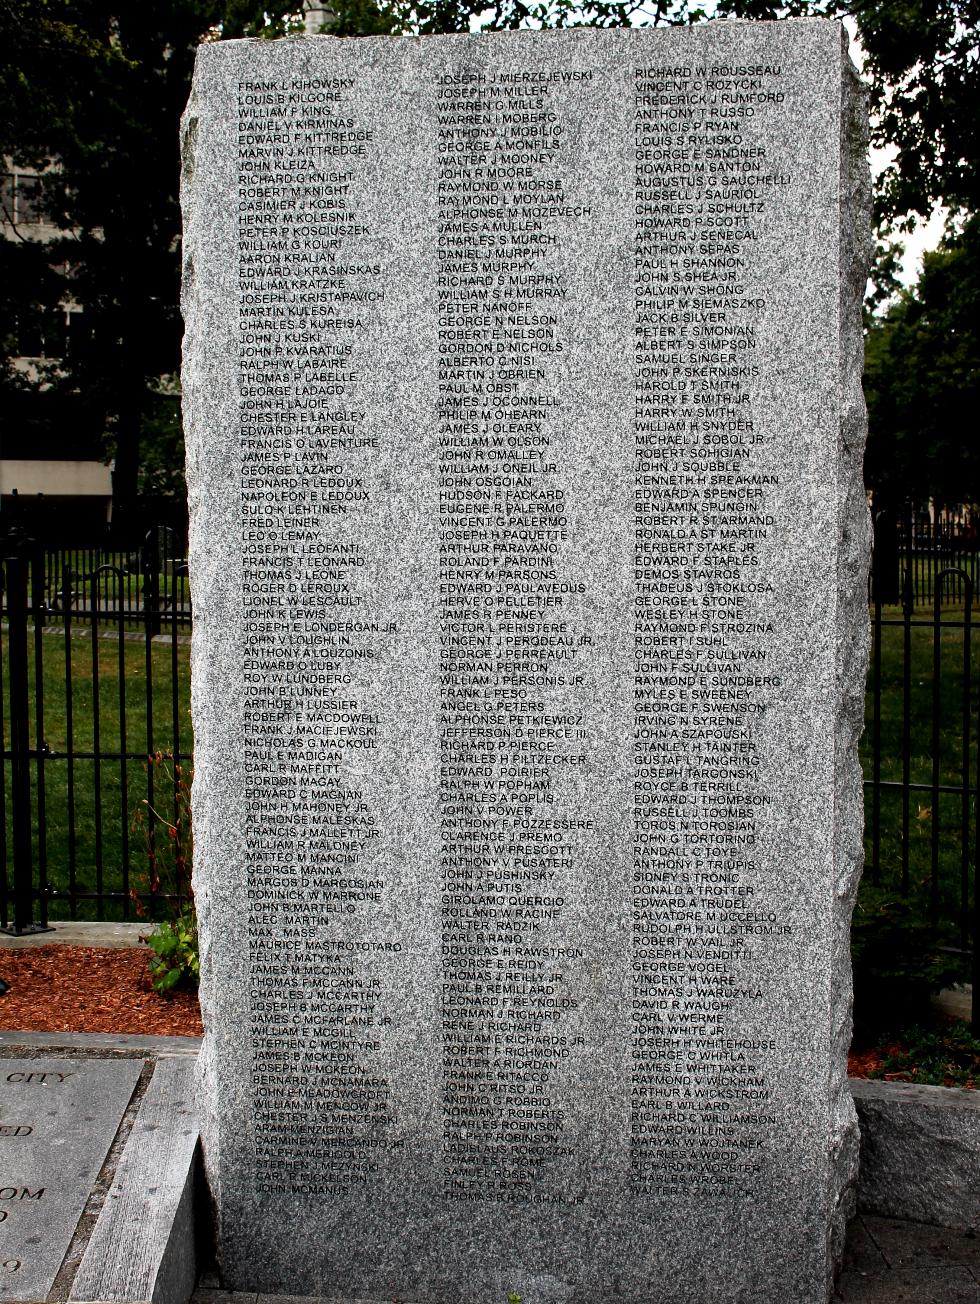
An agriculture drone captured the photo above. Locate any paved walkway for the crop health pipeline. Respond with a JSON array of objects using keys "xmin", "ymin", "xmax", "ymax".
[
  {"xmin": 191, "ymin": 1215, "xmax": 980, "ymax": 1304},
  {"xmin": 0, "ymin": 920, "xmax": 146, "ymax": 948},
  {"xmin": 836, "ymin": 1215, "xmax": 980, "ymax": 1302}
]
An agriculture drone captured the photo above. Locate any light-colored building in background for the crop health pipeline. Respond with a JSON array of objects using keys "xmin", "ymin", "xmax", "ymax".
[{"xmin": 1, "ymin": 160, "xmax": 112, "ymax": 536}]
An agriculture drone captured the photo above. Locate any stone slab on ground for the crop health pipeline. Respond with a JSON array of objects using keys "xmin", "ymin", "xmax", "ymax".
[
  {"xmin": 184, "ymin": 18, "xmax": 870, "ymax": 1304},
  {"xmin": 70, "ymin": 1057, "xmax": 200, "ymax": 1304},
  {"xmin": 858, "ymin": 1214, "xmax": 980, "ymax": 1274},
  {"xmin": 834, "ymin": 1215, "xmax": 980, "ymax": 1303},
  {"xmin": 0, "ymin": 1057, "xmax": 142, "ymax": 1302},
  {"xmin": 0, "ymin": 1032, "xmax": 202, "ymax": 1057},
  {"xmin": 852, "ymin": 1079, "xmax": 980, "ymax": 1229},
  {"xmin": 837, "ymin": 1265, "xmax": 980, "ymax": 1304}
]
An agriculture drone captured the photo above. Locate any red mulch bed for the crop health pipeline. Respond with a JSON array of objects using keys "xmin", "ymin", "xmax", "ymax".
[
  {"xmin": 847, "ymin": 1047, "xmax": 885, "ymax": 1079},
  {"xmin": 0, "ymin": 945, "xmax": 203, "ymax": 1037},
  {"xmin": 848, "ymin": 1039, "xmax": 976, "ymax": 1088}
]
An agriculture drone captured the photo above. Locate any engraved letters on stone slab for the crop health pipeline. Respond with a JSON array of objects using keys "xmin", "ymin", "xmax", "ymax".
[
  {"xmin": 182, "ymin": 21, "xmax": 870, "ymax": 1304},
  {"xmin": 0, "ymin": 1060, "xmax": 142, "ymax": 1302}
]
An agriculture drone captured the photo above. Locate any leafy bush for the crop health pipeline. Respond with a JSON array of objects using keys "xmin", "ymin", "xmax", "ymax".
[
  {"xmin": 145, "ymin": 905, "xmax": 200, "ymax": 994},
  {"xmin": 870, "ymin": 1021, "xmax": 980, "ymax": 1088},
  {"xmin": 851, "ymin": 882, "xmax": 967, "ymax": 1041},
  {"xmin": 131, "ymin": 751, "xmax": 193, "ymax": 912},
  {"xmin": 131, "ymin": 751, "xmax": 199, "ymax": 995}
]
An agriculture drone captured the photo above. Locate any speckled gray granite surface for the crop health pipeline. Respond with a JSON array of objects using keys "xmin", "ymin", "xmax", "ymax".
[
  {"xmin": 853, "ymin": 1080, "xmax": 980, "ymax": 1230},
  {"xmin": 182, "ymin": 21, "xmax": 870, "ymax": 1304},
  {"xmin": 192, "ymin": 1215, "xmax": 980, "ymax": 1303}
]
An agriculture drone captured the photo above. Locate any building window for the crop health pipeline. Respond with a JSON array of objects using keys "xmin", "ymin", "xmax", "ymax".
[
  {"xmin": 14, "ymin": 308, "xmax": 69, "ymax": 359},
  {"xmin": 17, "ymin": 175, "xmax": 44, "ymax": 223},
  {"xmin": 1, "ymin": 172, "xmax": 47, "ymax": 225}
]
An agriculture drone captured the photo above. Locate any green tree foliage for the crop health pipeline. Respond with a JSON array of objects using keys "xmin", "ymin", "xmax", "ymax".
[
  {"xmin": 851, "ymin": 1, "xmax": 979, "ymax": 509},
  {"xmin": 864, "ymin": 215, "xmax": 980, "ymax": 510},
  {"xmin": 716, "ymin": 0, "xmax": 980, "ymax": 230},
  {"xmin": 850, "ymin": 0, "xmax": 979, "ymax": 229},
  {"xmin": 2, "ymin": 4, "xmax": 200, "ymax": 513},
  {"xmin": 0, "ymin": 1, "xmax": 309, "ymax": 518}
]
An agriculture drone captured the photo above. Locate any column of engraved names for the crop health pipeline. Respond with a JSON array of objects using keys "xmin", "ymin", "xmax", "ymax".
[
  {"xmin": 236, "ymin": 73, "xmax": 397, "ymax": 1195},
  {"xmin": 629, "ymin": 62, "xmax": 793, "ymax": 1195},
  {"xmin": 434, "ymin": 67, "xmax": 594, "ymax": 1205}
]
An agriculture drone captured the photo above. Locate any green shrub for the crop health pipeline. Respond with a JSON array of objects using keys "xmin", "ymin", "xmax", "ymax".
[
  {"xmin": 132, "ymin": 751, "xmax": 199, "ymax": 994},
  {"xmin": 144, "ymin": 905, "xmax": 200, "ymax": 994},
  {"xmin": 850, "ymin": 882, "xmax": 967, "ymax": 1041},
  {"xmin": 870, "ymin": 1021, "xmax": 980, "ymax": 1088}
]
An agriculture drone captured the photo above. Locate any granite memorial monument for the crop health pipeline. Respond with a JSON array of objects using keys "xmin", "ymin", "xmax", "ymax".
[{"xmin": 182, "ymin": 19, "xmax": 871, "ymax": 1302}]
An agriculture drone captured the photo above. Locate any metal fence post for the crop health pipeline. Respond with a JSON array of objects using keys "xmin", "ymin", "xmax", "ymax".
[
  {"xmin": 142, "ymin": 529, "xmax": 162, "ymax": 638},
  {"xmin": 1, "ymin": 548, "xmax": 51, "ymax": 934}
]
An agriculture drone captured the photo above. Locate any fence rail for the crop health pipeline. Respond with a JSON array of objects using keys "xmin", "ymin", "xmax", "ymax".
[
  {"xmin": 2, "ymin": 522, "xmax": 977, "ymax": 1029},
  {"xmin": 31, "ymin": 533, "xmax": 192, "ymax": 633},
  {"xmin": 872, "ymin": 511, "xmax": 980, "ymax": 607}
]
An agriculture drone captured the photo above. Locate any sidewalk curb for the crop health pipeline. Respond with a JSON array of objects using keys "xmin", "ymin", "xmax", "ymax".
[{"xmin": 0, "ymin": 1030, "xmax": 202, "ymax": 1056}]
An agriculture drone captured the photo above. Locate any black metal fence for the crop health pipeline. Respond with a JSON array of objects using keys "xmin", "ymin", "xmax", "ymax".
[
  {"xmin": 0, "ymin": 527, "xmax": 191, "ymax": 926},
  {"xmin": 866, "ymin": 511, "xmax": 979, "ymax": 1029},
  {"xmin": 871, "ymin": 510, "xmax": 980, "ymax": 607},
  {"xmin": 2, "ymin": 520, "xmax": 977, "ymax": 1027}
]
